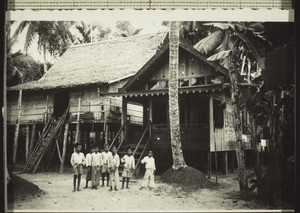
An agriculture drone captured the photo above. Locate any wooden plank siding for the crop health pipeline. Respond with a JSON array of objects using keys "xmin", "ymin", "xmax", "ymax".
[
  {"xmin": 7, "ymin": 84, "xmax": 143, "ymax": 125},
  {"xmin": 7, "ymin": 92, "xmax": 53, "ymax": 124}
]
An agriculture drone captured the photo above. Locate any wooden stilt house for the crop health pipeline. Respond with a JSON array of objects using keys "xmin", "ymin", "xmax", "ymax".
[
  {"xmin": 6, "ymin": 33, "xmax": 167, "ymax": 172},
  {"xmin": 102, "ymin": 35, "xmax": 253, "ymax": 177}
]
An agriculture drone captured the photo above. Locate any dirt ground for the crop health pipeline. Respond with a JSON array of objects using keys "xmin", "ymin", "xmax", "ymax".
[{"xmin": 7, "ymin": 171, "xmax": 273, "ymax": 212}]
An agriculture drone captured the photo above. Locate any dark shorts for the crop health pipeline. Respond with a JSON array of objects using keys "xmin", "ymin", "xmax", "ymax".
[{"xmin": 73, "ymin": 165, "xmax": 83, "ymax": 175}]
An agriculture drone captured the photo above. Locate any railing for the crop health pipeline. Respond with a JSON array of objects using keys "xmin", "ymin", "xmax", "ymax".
[
  {"xmin": 133, "ymin": 121, "xmax": 152, "ymax": 156},
  {"xmin": 132, "ymin": 121, "xmax": 152, "ymax": 176},
  {"xmin": 109, "ymin": 120, "xmax": 128, "ymax": 151}
]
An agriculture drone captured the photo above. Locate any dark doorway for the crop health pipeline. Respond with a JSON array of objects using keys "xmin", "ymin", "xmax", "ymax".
[{"xmin": 53, "ymin": 90, "xmax": 69, "ymax": 119}]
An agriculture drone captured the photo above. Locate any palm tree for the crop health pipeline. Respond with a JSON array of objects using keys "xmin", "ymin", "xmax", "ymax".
[
  {"xmin": 74, "ymin": 21, "xmax": 112, "ymax": 44},
  {"xmin": 192, "ymin": 22, "xmax": 271, "ymax": 198},
  {"xmin": 11, "ymin": 21, "xmax": 73, "ymax": 73},
  {"xmin": 168, "ymin": 21, "xmax": 187, "ymax": 170}
]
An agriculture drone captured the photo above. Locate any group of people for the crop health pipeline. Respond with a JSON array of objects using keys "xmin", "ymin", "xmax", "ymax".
[{"xmin": 70, "ymin": 143, "xmax": 156, "ymax": 192}]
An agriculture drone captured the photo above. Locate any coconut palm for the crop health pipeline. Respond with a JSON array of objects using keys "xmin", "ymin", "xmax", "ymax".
[
  {"xmin": 192, "ymin": 22, "xmax": 272, "ymax": 198},
  {"xmin": 11, "ymin": 21, "xmax": 73, "ymax": 73},
  {"xmin": 168, "ymin": 21, "xmax": 187, "ymax": 170},
  {"xmin": 74, "ymin": 21, "xmax": 112, "ymax": 44}
]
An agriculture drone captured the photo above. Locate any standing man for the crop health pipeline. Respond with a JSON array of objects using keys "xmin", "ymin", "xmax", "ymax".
[
  {"xmin": 84, "ymin": 147, "xmax": 94, "ymax": 189},
  {"xmin": 101, "ymin": 144, "xmax": 112, "ymax": 187},
  {"xmin": 121, "ymin": 148, "xmax": 135, "ymax": 189},
  {"xmin": 91, "ymin": 146, "xmax": 102, "ymax": 189},
  {"xmin": 70, "ymin": 143, "xmax": 86, "ymax": 192},
  {"xmin": 108, "ymin": 146, "xmax": 120, "ymax": 191},
  {"xmin": 140, "ymin": 150, "xmax": 156, "ymax": 190}
]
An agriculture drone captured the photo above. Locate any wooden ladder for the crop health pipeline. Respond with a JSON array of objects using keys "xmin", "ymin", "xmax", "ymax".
[
  {"xmin": 23, "ymin": 107, "xmax": 69, "ymax": 173},
  {"xmin": 117, "ymin": 121, "xmax": 152, "ymax": 178}
]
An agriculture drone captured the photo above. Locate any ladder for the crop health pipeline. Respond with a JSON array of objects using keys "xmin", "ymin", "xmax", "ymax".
[
  {"xmin": 117, "ymin": 121, "xmax": 152, "ymax": 178},
  {"xmin": 23, "ymin": 107, "xmax": 69, "ymax": 173}
]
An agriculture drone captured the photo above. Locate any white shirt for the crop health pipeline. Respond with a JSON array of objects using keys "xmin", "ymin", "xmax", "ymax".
[
  {"xmin": 70, "ymin": 152, "xmax": 86, "ymax": 167},
  {"xmin": 121, "ymin": 155, "xmax": 135, "ymax": 169},
  {"xmin": 141, "ymin": 156, "xmax": 156, "ymax": 170},
  {"xmin": 91, "ymin": 152, "xmax": 102, "ymax": 167},
  {"xmin": 101, "ymin": 151, "xmax": 112, "ymax": 164},
  {"xmin": 108, "ymin": 153, "xmax": 120, "ymax": 168},
  {"xmin": 85, "ymin": 153, "xmax": 92, "ymax": 166}
]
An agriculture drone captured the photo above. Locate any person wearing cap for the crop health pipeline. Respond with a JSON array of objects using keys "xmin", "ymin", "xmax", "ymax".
[
  {"xmin": 70, "ymin": 143, "xmax": 86, "ymax": 192},
  {"xmin": 84, "ymin": 147, "xmax": 94, "ymax": 189},
  {"xmin": 91, "ymin": 146, "xmax": 102, "ymax": 189},
  {"xmin": 101, "ymin": 144, "xmax": 112, "ymax": 187},
  {"xmin": 108, "ymin": 146, "xmax": 120, "ymax": 191},
  {"xmin": 121, "ymin": 148, "xmax": 135, "ymax": 189},
  {"xmin": 140, "ymin": 150, "xmax": 156, "ymax": 190}
]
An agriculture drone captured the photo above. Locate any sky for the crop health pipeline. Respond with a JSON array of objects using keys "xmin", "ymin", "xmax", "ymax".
[{"xmin": 9, "ymin": 20, "xmax": 168, "ymax": 63}]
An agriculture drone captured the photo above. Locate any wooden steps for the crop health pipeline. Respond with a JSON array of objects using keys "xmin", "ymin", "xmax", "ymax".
[{"xmin": 22, "ymin": 107, "xmax": 69, "ymax": 173}]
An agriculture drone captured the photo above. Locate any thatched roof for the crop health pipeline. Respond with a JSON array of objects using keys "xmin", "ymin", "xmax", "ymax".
[{"xmin": 9, "ymin": 32, "xmax": 167, "ymax": 91}]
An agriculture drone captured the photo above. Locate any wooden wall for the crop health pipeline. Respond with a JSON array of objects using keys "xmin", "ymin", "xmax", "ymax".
[
  {"xmin": 209, "ymin": 92, "xmax": 251, "ymax": 152},
  {"xmin": 7, "ymin": 81, "xmax": 143, "ymax": 125},
  {"xmin": 6, "ymin": 91, "xmax": 53, "ymax": 124}
]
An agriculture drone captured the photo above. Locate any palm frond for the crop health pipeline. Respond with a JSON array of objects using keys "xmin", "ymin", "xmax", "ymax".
[
  {"xmin": 193, "ymin": 30, "xmax": 224, "ymax": 55},
  {"xmin": 24, "ymin": 24, "xmax": 37, "ymax": 52}
]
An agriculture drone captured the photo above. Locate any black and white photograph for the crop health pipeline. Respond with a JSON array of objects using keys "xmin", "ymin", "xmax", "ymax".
[{"xmin": 4, "ymin": 10, "xmax": 295, "ymax": 212}]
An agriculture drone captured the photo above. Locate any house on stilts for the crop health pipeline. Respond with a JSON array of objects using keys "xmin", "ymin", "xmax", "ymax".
[{"xmin": 6, "ymin": 32, "xmax": 252, "ymax": 177}]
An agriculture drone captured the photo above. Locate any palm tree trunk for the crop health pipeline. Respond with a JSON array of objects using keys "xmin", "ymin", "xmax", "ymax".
[
  {"xmin": 43, "ymin": 43, "xmax": 47, "ymax": 73},
  {"xmin": 168, "ymin": 21, "xmax": 187, "ymax": 170},
  {"xmin": 228, "ymin": 49, "xmax": 249, "ymax": 198}
]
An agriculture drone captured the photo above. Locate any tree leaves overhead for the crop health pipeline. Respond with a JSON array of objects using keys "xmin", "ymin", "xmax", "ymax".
[
  {"xmin": 207, "ymin": 50, "xmax": 231, "ymax": 61},
  {"xmin": 193, "ymin": 30, "xmax": 224, "ymax": 55}
]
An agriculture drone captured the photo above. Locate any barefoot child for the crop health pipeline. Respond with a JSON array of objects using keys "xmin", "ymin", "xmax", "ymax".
[
  {"xmin": 121, "ymin": 148, "xmax": 135, "ymax": 189},
  {"xmin": 101, "ymin": 144, "xmax": 112, "ymax": 187},
  {"xmin": 84, "ymin": 148, "xmax": 94, "ymax": 189},
  {"xmin": 140, "ymin": 150, "xmax": 156, "ymax": 190},
  {"xmin": 108, "ymin": 146, "xmax": 120, "ymax": 191},
  {"xmin": 70, "ymin": 143, "xmax": 86, "ymax": 192},
  {"xmin": 91, "ymin": 146, "xmax": 102, "ymax": 189}
]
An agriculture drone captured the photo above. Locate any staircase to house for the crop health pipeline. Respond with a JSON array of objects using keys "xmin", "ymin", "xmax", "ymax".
[
  {"xmin": 23, "ymin": 106, "xmax": 69, "ymax": 173},
  {"xmin": 109, "ymin": 121, "xmax": 152, "ymax": 178}
]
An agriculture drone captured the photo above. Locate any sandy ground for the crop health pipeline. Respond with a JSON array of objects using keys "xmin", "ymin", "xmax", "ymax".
[{"xmin": 7, "ymin": 171, "xmax": 272, "ymax": 212}]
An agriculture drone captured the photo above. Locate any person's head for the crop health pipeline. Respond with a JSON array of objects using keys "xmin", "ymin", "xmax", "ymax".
[
  {"xmin": 104, "ymin": 144, "xmax": 109, "ymax": 152},
  {"xmin": 111, "ymin": 146, "xmax": 117, "ymax": 154},
  {"xmin": 94, "ymin": 147, "xmax": 99, "ymax": 153},
  {"xmin": 75, "ymin": 143, "xmax": 82, "ymax": 152},
  {"xmin": 90, "ymin": 148, "xmax": 95, "ymax": 153},
  {"xmin": 127, "ymin": 148, "xmax": 132, "ymax": 156},
  {"xmin": 148, "ymin": 150, "xmax": 153, "ymax": 157}
]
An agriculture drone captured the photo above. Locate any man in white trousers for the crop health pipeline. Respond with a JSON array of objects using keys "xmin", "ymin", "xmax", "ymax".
[{"xmin": 140, "ymin": 150, "xmax": 156, "ymax": 190}]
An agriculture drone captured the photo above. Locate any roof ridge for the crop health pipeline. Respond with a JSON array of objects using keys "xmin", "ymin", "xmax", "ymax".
[{"xmin": 69, "ymin": 31, "xmax": 167, "ymax": 49}]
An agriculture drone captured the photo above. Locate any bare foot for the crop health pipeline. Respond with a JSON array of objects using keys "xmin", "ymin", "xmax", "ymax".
[{"xmin": 72, "ymin": 189, "xmax": 76, "ymax": 192}]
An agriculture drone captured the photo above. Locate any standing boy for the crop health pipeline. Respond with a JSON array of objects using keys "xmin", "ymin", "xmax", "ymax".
[
  {"xmin": 140, "ymin": 150, "xmax": 156, "ymax": 190},
  {"xmin": 70, "ymin": 143, "xmax": 86, "ymax": 192},
  {"xmin": 121, "ymin": 148, "xmax": 135, "ymax": 189},
  {"xmin": 101, "ymin": 144, "xmax": 112, "ymax": 187},
  {"xmin": 91, "ymin": 146, "xmax": 102, "ymax": 189},
  {"xmin": 108, "ymin": 146, "xmax": 120, "ymax": 191},
  {"xmin": 84, "ymin": 147, "xmax": 94, "ymax": 189}
]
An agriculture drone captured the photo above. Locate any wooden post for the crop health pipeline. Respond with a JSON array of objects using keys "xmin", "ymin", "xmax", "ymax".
[
  {"xmin": 230, "ymin": 151, "xmax": 235, "ymax": 172},
  {"xmin": 105, "ymin": 122, "xmax": 109, "ymax": 145},
  {"xmin": 44, "ymin": 95, "xmax": 49, "ymax": 123},
  {"xmin": 29, "ymin": 124, "xmax": 36, "ymax": 156},
  {"xmin": 149, "ymin": 96, "xmax": 153, "ymax": 122},
  {"xmin": 60, "ymin": 123, "xmax": 69, "ymax": 173},
  {"xmin": 222, "ymin": 151, "xmax": 228, "ymax": 175},
  {"xmin": 75, "ymin": 97, "xmax": 81, "ymax": 144},
  {"xmin": 121, "ymin": 96, "xmax": 127, "ymax": 142},
  {"xmin": 207, "ymin": 152, "xmax": 212, "ymax": 179},
  {"xmin": 13, "ymin": 89, "xmax": 22, "ymax": 165},
  {"xmin": 25, "ymin": 125, "xmax": 30, "ymax": 162}
]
